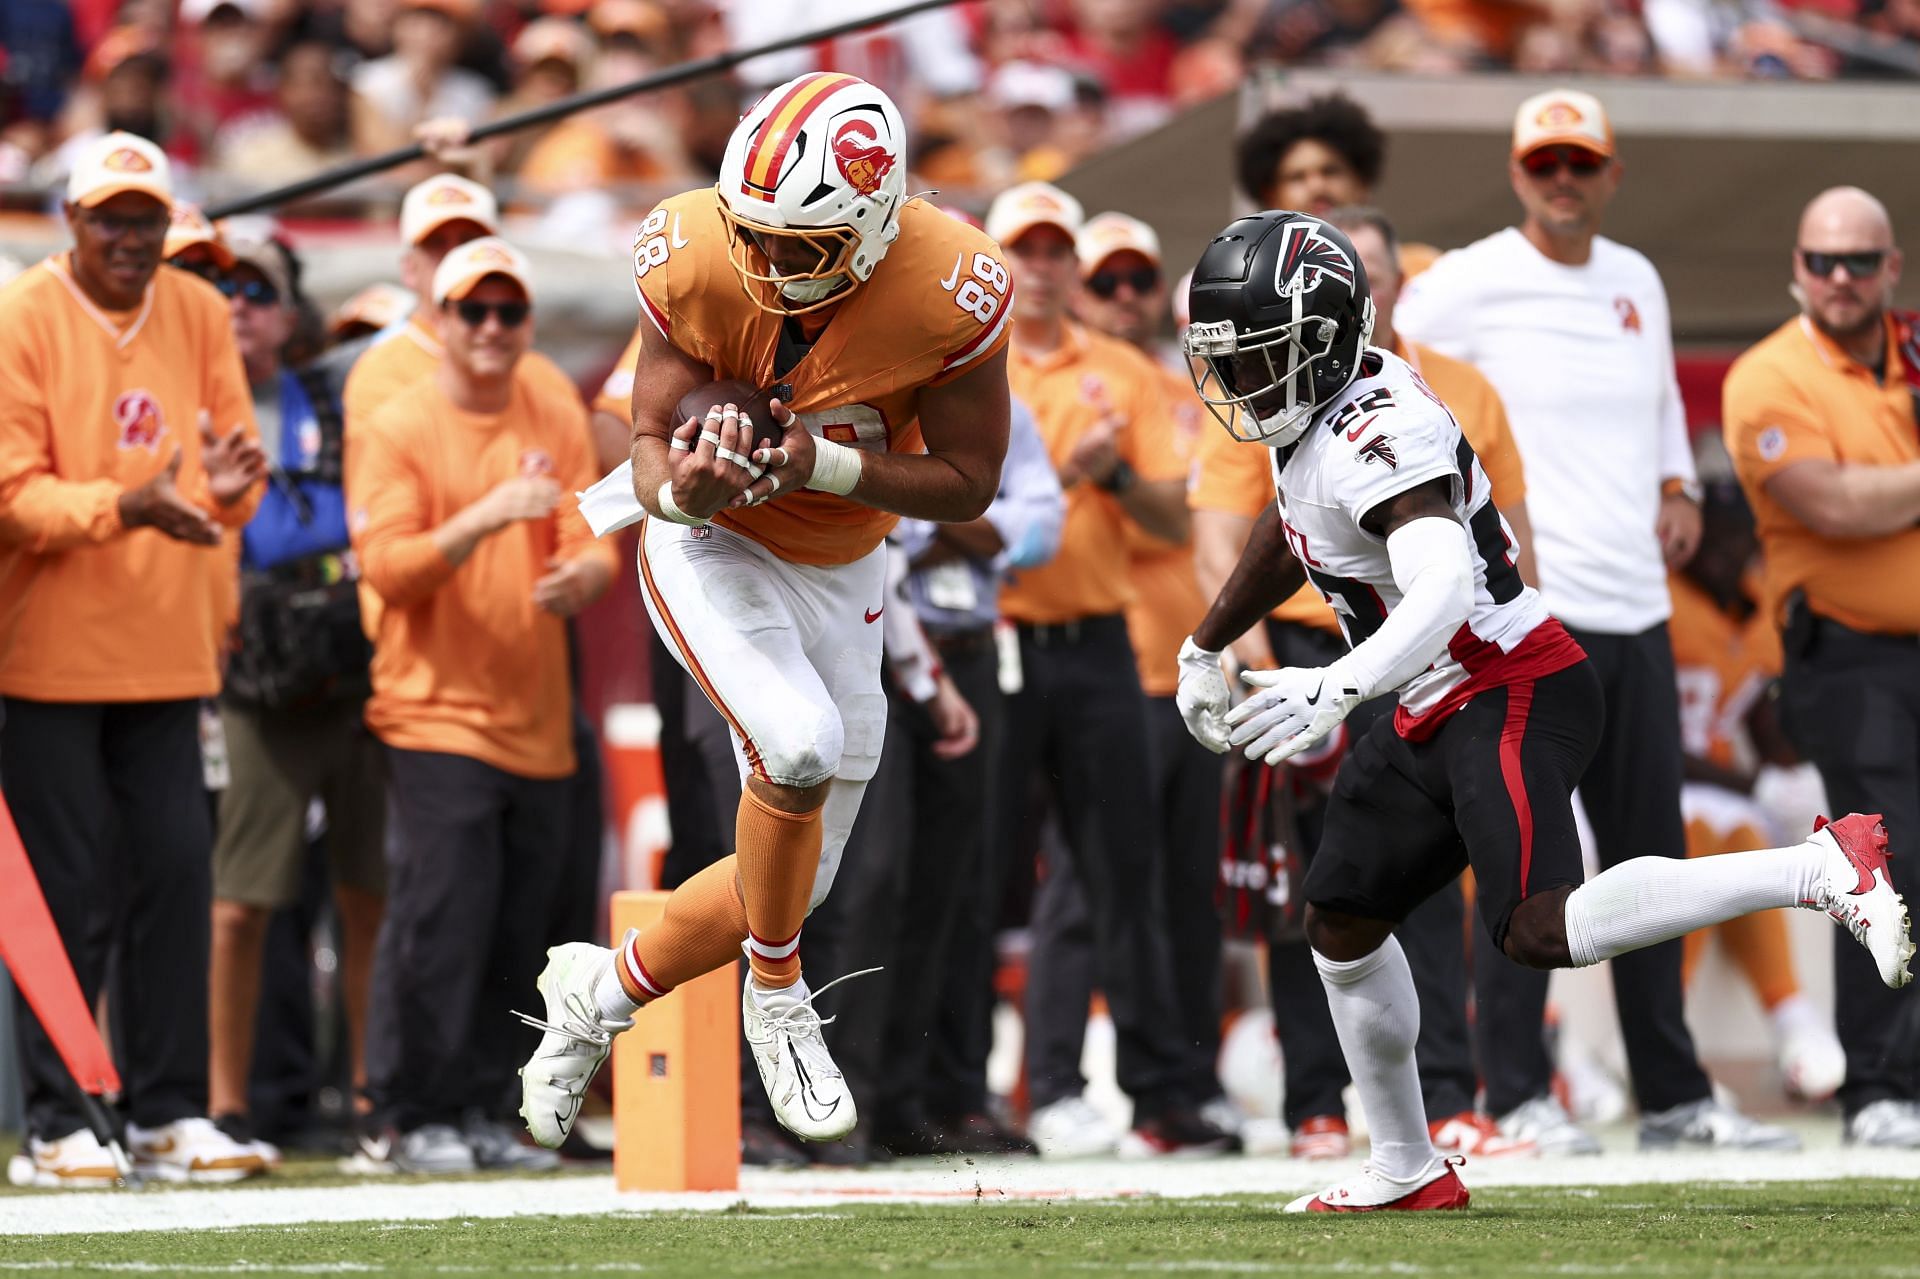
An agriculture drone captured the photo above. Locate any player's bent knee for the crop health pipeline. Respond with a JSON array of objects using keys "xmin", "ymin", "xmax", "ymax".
[
  {"xmin": 1502, "ymin": 891, "xmax": 1575, "ymax": 970},
  {"xmin": 1304, "ymin": 903, "xmax": 1392, "ymax": 963},
  {"xmin": 757, "ymin": 706, "xmax": 845, "ymax": 789}
]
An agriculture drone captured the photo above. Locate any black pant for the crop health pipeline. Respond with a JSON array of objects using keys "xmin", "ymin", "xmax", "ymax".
[
  {"xmin": 1779, "ymin": 614, "xmax": 1920, "ymax": 1115},
  {"xmin": 1474, "ymin": 622, "xmax": 1711, "ymax": 1117},
  {"xmin": 982, "ymin": 615, "xmax": 1186, "ymax": 1116},
  {"xmin": 369, "ymin": 747, "xmax": 569, "ymax": 1131},
  {"xmin": 1025, "ymin": 694, "xmax": 1225, "ymax": 1109},
  {"xmin": 1260, "ymin": 622, "xmax": 1482, "ymax": 1126},
  {"xmin": 2, "ymin": 697, "xmax": 211, "ymax": 1139}
]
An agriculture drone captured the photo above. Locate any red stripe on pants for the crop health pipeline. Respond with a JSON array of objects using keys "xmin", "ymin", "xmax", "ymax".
[{"xmin": 1498, "ymin": 680, "xmax": 1538, "ymax": 896}]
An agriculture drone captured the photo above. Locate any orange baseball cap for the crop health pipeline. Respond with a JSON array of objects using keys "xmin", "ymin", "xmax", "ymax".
[
  {"xmin": 432, "ymin": 236, "xmax": 534, "ymax": 304},
  {"xmin": 399, "ymin": 173, "xmax": 499, "ymax": 246},
  {"xmin": 164, "ymin": 202, "xmax": 235, "ymax": 267},
  {"xmin": 985, "ymin": 181, "xmax": 1084, "ymax": 249},
  {"xmin": 1077, "ymin": 211, "xmax": 1161, "ymax": 278},
  {"xmin": 1511, "ymin": 89, "xmax": 1614, "ymax": 160},
  {"xmin": 68, "ymin": 131, "xmax": 171, "ymax": 209}
]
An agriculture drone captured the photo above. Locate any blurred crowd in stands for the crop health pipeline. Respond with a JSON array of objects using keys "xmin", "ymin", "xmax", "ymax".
[{"xmin": 2, "ymin": 0, "xmax": 1917, "ymax": 217}]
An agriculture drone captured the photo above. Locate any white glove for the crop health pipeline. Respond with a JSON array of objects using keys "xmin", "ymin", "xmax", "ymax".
[
  {"xmin": 1225, "ymin": 661, "xmax": 1363, "ymax": 765},
  {"xmin": 1175, "ymin": 635, "xmax": 1232, "ymax": 754}
]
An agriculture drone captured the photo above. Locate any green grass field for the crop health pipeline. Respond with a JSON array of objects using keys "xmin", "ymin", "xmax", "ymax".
[{"xmin": 8, "ymin": 1181, "xmax": 1919, "ymax": 1278}]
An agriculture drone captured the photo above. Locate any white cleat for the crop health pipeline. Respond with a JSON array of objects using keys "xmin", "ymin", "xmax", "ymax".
[
  {"xmin": 1284, "ymin": 1155, "xmax": 1470, "ymax": 1213},
  {"xmin": 515, "ymin": 935, "xmax": 635, "ymax": 1150},
  {"xmin": 1807, "ymin": 814, "xmax": 1914, "ymax": 989},
  {"xmin": 742, "ymin": 965, "xmax": 876, "ymax": 1143}
]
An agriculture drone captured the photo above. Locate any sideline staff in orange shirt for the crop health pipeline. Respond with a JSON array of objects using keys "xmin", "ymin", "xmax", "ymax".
[
  {"xmin": 1722, "ymin": 185, "xmax": 1920, "ymax": 1148},
  {"xmin": 984, "ymin": 182, "xmax": 1232, "ymax": 1157},
  {"xmin": 1061, "ymin": 209, "xmax": 1228, "ymax": 1132},
  {"xmin": 348, "ymin": 238, "xmax": 615, "ymax": 1170},
  {"xmin": 0, "ymin": 132, "xmax": 269, "ymax": 1186}
]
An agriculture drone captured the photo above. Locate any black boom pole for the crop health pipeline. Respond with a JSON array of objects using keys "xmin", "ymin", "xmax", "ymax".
[{"xmin": 204, "ymin": 0, "xmax": 968, "ymax": 220}]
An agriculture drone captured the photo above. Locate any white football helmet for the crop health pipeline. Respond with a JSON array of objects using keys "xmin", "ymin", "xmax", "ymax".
[{"xmin": 716, "ymin": 72, "xmax": 908, "ymax": 315}]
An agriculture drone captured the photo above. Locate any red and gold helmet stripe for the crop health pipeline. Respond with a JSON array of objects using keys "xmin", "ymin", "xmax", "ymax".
[{"xmin": 738, "ymin": 72, "xmax": 860, "ymax": 203}]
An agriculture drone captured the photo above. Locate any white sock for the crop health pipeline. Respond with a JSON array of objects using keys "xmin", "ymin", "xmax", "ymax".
[
  {"xmin": 593, "ymin": 941, "xmax": 644, "ymax": 1021},
  {"xmin": 1562, "ymin": 843, "xmax": 1824, "ymax": 968},
  {"xmin": 1314, "ymin": 936, "xmax": 1434, "ymax": 1181},
  {"xmin": 750, "ymin": 971, "xmax": 810, "ymax": 1012}
]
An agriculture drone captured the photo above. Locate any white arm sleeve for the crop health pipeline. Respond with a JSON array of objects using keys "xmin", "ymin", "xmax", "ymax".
[{"xmin": 1338, "ymin": 516, "xmax": 1475, "ymax": 699}]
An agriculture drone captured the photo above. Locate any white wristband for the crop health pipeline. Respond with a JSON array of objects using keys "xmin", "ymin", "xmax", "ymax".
[
  {"xmin": 805, "ymin": 436, "xmax": 863, "ymax": 496},
  {"xmin": 656, "ymin": 481, "xmax": 708, "ymax": 527}
]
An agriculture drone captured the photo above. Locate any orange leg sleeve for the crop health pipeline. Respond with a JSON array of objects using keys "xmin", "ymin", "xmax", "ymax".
[
  {"xmin": 620, "ymin": 856, "xmax": 751, "ymax": 1002},
  {"xmin": 735, "ymin": 786, "xmax": 823, "ymax": 991}
]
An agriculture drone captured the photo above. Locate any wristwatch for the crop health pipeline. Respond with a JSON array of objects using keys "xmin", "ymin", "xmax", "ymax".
[
  {"xmin": 1098, "ymin": 460, "xmax": 1138, "ymax": 495},
  {"xmin": 1662, "ymin": 477, "xmax": 1703, "ymax": 504}
]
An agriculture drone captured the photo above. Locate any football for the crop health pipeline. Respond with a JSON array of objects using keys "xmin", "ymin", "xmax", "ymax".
[{"xmin": 674, "ymin": 378, "xmax": 787, "ymax": 458}]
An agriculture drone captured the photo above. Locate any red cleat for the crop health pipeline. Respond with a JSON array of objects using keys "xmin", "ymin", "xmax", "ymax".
[
  {"xmin": 1289, "ymin": 1115, "xmax": 1351, "ymax": 1161},
  {"xmin": 1429, "ymin": 1111, "xmax": 1535, "ymax": 1159},
  {"xmin": 1809, "ymin": 814, "xmax": 1914, "ymax": 989},
  {"xmin": 1285, "ymin": 1156, "xmax": 1470, "ymax": 1213}
]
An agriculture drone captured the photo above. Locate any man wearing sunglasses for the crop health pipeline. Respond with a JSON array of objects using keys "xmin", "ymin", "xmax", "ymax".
[
  {"xmin": 1723, "ymin": 186, "xmax": 1920, "ymax": 1148},
  {"xmin": 1397, "ymin": 90, "xmax": 1796, "ymax": 1156},
  {"xmin": 347, "ymin": 238, "xmax": 617, "ymax": 1175}
]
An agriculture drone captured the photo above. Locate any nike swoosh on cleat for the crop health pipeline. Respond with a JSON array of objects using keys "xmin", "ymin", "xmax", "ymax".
[{"xmin": 787, "ymin": 1043, "xmax": 840, "ymax": 1123}]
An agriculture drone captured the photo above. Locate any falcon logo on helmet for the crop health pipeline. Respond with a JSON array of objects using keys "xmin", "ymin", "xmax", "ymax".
[
  {"xmin": 715, "ymin": 73, "xmax": 909, "ymax": 316},
  {"xmin": 1183, "ymin": 210, "xmax": 1376, "ymax": 449},
  {"xmin": 1275, "ymin": 220, "xmax": 1357, "ymax": 298}
]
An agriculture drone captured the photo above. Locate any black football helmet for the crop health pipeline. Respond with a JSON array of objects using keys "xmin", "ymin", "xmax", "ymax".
[{"xmin": 1182, "ymin": 210, "xmax": 1375, "ymax": 447}]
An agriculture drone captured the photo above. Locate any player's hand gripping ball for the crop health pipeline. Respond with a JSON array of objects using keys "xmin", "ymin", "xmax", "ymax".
[{"xmin": 674, "ymin": 379, "xmax": 784, "ymax": 458}]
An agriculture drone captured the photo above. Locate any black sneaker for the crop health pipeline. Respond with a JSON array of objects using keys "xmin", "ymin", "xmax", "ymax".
[
  {"xmin": 1119, "ymin": 1106, "xmax": 1242, "ymax": 1158},
  {"xmin": 741, "ymin": 1117, "xmax": 808, "ymax": 1168},
  {"xmin": 939, "ymin": 1111, "xmax": 1038, "ymax": 1156}
]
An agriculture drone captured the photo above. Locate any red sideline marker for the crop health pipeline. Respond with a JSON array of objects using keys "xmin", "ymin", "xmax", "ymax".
[{"xmin": 0, "ymin": 794, "xmax": 120, "ymax": 1097}]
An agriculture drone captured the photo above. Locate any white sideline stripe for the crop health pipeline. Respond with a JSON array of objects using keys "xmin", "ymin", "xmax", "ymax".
[{"xmin": 4, "ymin": 1146, "xmax": 1920, "ymax": 1238}]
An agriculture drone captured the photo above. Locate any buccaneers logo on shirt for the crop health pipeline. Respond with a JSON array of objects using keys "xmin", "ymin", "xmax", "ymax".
[
  {"xmin": 1274, "ymin": 220, "xmax": 1356, "ymax": 298},
  {"xmin": 113, "ymin": 389, "xmax": 166, "ymax": 452},
  {"xmin": 1614, "ymin": 296, "xmax": 1642, "ymax": 333},
  {"xmin": 831, "ymin": 120, "xmax": 896, "ymax": 198},
  {"xmin": 519, "ymin": 448, "xmax": 555, "ymax": 478}
]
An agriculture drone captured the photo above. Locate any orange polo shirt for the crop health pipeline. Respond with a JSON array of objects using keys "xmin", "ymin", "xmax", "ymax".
[
  {"xmin": 1723, "ymin": 314, "xmax": 1920, "ymax": 634},
  {"xmin": 349, "ymin": 369, "xmax": 617, "ymax": 779},
  {"xmin": 1126, "ymin": 364, "xmax": 1209, "ymax": 696},
  {"xmin": 0, "ymin": 256, "xmax": 262, "ymax": 701},
  {"xmin": 1000, "ymin": 322, "xmax": 1186, "ymax": 625},
  {"xmin": 1188, "ymin": 339, "xmax": 1527, "ymax": 637}
]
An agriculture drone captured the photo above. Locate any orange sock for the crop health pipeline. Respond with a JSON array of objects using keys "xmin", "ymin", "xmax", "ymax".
[
  {"xmin": 619, "ymin": 856, "xmax": 750, "ymax": 1002},
  {"xmin": 736, "ymin": 786, "xmax": 823, "ymax": 991},
  {"xmin": 1718, "ymin": 908, "xmax": 1801, "ymax": 1010}
]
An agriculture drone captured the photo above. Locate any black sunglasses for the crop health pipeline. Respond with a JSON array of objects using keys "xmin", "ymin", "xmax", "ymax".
[
  {"xmin": 1520, "ymin": 146, "xmax": 1608, "ymax": 178},
  {"xmin": 215, "ymin": 276, "xmax": 281, "ymax": 306},
  {"xmin": 1086, "ymin": 266, "xmax": 1161, "ymax": 299},
  {"xmin": 82, "ymin": 207, "xmax": 169, "ymax": 238},
  {"xmin": 1798, "ymin": 249, "xmax": 1885, "ymax": 279},
  {"xmin": 452, "ymin": 299, "xmax": 530, "ymax": 328}
]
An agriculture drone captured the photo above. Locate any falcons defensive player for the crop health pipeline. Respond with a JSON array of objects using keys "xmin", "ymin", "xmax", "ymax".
[{"xmin": 1174, "ymin": 210, "xmax": 1912, "ymax": 1212}]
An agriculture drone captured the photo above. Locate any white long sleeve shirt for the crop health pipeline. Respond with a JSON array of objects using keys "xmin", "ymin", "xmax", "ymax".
[{"xmin": 1396, "ymin": 227, "xmax": 1696, "ymax": 635}]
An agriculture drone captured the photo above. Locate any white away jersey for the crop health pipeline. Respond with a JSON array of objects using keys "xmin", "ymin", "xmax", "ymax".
[{"xmin": 1271, "ymin": 348, "xmax": 1585, "ymax": 738}]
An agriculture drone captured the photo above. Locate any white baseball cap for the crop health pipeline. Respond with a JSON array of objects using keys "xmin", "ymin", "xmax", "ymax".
[
  {"xmin": 1077, "ymin": 211, "xmax": 1161, "ymax": 277},
  {"xmin": 985, "ymin": 181, "xmax": 1084, "ymax": 250},
  {"xmin": 1511, "ymin": 88, "xmax": 1614, "ymax": 160},
  {"xmin": 400, "ymin": 173, "xmax": 499, "ymax": 247},
  {"xmin": 432, "ymin": 236, "xmax": 534, "ymax": 305},
  {"xmin": 163, "ymin": 201, "xmax": 234, "ymax": 267},
  {"xmin": 67, "ymin": 131, "xmax": 171, "ymax": 209}
]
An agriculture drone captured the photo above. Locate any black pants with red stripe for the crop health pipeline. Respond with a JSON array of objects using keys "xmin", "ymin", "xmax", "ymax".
[
  {"xmin": 1470, "ymin": 623, "xmax": 1715, "ymax": 1117},
  {"xmin": 1304, "ymin": 658, "xmax": 1602, "ymax": 974}
]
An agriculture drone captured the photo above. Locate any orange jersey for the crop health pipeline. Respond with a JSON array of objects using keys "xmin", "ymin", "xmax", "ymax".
[
  {"xmin": 1723, "ymin": 315, "xmax": 1920, "ymax": 634},
  {"xmin": 595, "ymin": 324, "xmax": 643, "ymax": 420},
  {"xmin": 0, "ymin": 256, "xmax": 262, "ymax": 701},
  {"xmin": 349, "ymin": 373, "xmax": 616, "ymax": 780},
  {"xmin": 1000, "ymin": 323, "xmax": 1186, "ymax": 625},
  {"xmin": 1126, "ymin": 364, "xmax": 1209, "ymax": 696},
  {"xmin": 634, "ymin": 190, "xmax": 1012, "ymax": 566},
  {"xmin": 1187, "ymin": 338, "xmax": 1527, "ymax": 637},
  {"xmin": 1669, "ymin": 572, "xmax": 1781, "ymax": 773},
  {"xmin": 343, "ymin": 310, "xmax": 583, "ymax": 638}
]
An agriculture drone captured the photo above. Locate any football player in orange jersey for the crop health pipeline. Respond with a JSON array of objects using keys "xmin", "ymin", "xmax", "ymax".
[{"xmin": 522, "ymin": 73, "xmax": 1013, "ymax": 1147}]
